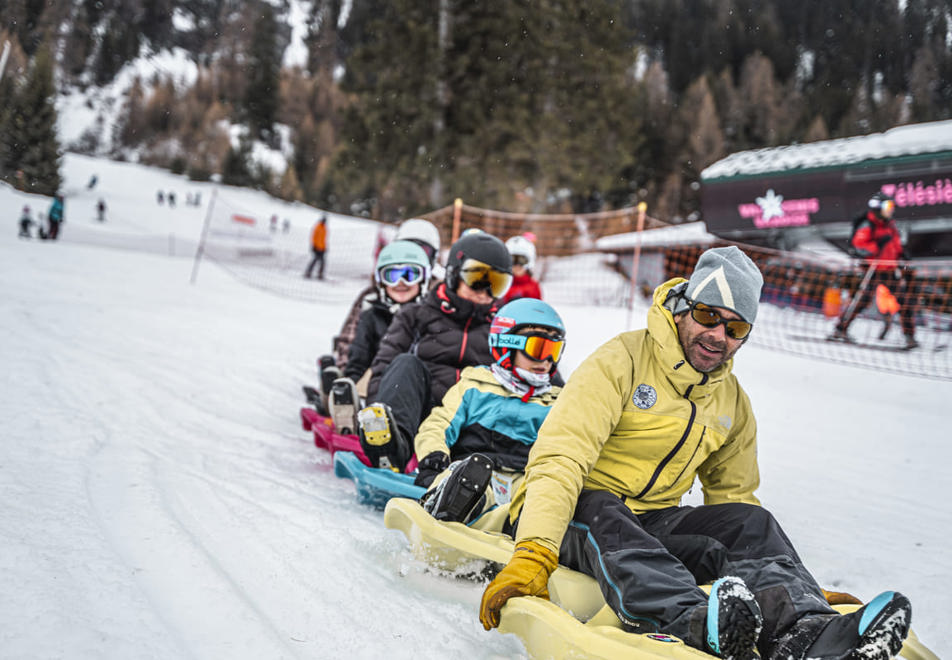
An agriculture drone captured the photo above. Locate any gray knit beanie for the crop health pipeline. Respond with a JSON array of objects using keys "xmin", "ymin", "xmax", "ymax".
[{"xmin": 671, "ymin": 246, "xmax": 764, "ymax": 323}]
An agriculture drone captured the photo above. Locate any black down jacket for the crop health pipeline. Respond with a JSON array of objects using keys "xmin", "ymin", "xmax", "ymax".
[
  {"xmin": 367, "ymin": 282, "xmax": 499, "ymax": 405},
  {"xmin": 343, "ymin": 296, "xmax": 397, "ymax": 382}
]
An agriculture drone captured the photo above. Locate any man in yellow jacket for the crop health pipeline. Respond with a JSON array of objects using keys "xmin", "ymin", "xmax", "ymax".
[
  {"xmin": 479, "ymin": 247, "xmax": 911, "ymax": 660},
  {"xmin": 305, "ymin": 215, "xmax": 328, "ymax": 279}
]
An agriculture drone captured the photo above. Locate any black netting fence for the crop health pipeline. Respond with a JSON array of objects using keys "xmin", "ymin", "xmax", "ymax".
[{"xmin": 60, "ymin": 191, "xmax": 952, "ymax": 380}]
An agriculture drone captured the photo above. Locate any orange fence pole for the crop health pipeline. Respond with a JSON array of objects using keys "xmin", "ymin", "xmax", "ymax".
[{"xmin": 451, "ymin": 198, "xmax": 463, "ymax": 243}]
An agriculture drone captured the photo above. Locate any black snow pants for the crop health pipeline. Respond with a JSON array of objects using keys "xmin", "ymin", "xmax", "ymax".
[
  {"xmin": 836, "ymin": 268, "xmax": 916, "ymax": 339},
  {"xmin": 304, "ymin": 248, "xmax": 325, "ymax": 279},
  {"xmin": 558, "ymin": 490, "xmax": 834, "ymax": 654},
  {"xmin": 372, "ymin": 353, "xmax": 433, "ymax": 469}
]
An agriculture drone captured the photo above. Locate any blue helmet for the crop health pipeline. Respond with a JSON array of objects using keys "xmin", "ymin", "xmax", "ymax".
[{"xmin": 489, "ymin": 298, "xmax": 566, "ymax": 374}]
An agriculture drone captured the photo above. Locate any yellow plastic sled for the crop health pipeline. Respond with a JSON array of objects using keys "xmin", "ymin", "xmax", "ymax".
[{"xmin": 383, "ymin": 498, "xmax": 938, "ymax": 660}]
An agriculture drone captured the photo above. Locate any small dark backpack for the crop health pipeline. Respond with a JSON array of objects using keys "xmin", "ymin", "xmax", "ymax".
[{"xmin": 847, "ymin": 214, "xmax": 872, "ymax": 257}]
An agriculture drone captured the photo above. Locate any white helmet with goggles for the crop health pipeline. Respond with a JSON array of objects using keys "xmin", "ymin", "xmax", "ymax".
[{"xmin": 505, "ymin": 235, "xmax": 537, "ymax": 271}]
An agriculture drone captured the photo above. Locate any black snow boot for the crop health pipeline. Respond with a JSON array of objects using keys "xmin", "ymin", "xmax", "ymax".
[
  {"xmin": 328, "ymin": 377, "xmax": 360, "ymax": 436},
  {"xmin": 317, "ymin": 355, "xmax": 339, "ymax": 399},
  {"xmin": 769, "ymin": 591, "xmax": 911, "ymax": 660},
  {"xmin": 690, "ymin": 576, "xmax": 762, "ymax": 660},
  {"xmin": 301, "ymin": 385, "xmax": 329, "ymax": 416},
  {"xmin": 422, "ymin": 453, "xmax": 494, "ymax": 523}
]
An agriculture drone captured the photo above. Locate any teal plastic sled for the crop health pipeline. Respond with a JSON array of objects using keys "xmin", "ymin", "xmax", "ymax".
[{"xmin": 333, "ymin": 450, "xmax": 426, "ymax": 510}]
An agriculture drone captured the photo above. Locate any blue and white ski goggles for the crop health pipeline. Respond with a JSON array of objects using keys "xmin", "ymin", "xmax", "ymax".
[{"xmin": 378, "ymin": 264, "xmax": 426, "ymax": 286}]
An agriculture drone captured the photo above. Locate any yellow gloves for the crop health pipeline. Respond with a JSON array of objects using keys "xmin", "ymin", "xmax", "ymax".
[
  {"xmin": 822, "ymin": 587, "xmax": 863, "ymax": 605},
  {"xmin": 479, "ymin": 541, "xmax": 558, "ymax": 630}
]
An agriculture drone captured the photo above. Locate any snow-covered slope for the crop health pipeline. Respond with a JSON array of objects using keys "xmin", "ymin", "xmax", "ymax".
[{"xmin": 1, "ymin": 155, "xmax": 949, "ymax": 659}]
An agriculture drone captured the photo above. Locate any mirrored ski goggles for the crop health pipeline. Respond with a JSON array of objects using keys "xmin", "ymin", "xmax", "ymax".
[
  {"xmin": 494, "ymin": 332, "xmax": 565, "ymax": 363},
  {"xmin": 511, "ymin": 254, "xmax": 530, "ymax": 266},
  {"xmin": 458, "ymin": 258, "xmax": 513, "ymax": 298},
  {"xmin": 880, "ymin": 199, "xmax": 896, "ymax": 216},
  {"xmin": 379, "ymin": 263, "xmax": 426, "ymax": 285},
  {"xmin": 688, "ymin": 300, "xmax": 752, "ymax": 340}
]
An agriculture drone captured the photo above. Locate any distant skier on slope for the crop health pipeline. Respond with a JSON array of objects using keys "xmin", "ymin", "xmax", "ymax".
[
  {"xmin": 304, "ymin": 215, "xmax": 327, "ymax": 280},
  {"xmin": 41, "ymin": 193, "xmax": 64, "ymax": 240},
  {"xmin": 830, "ymin": 192, "xmax": 918, "ymax": 348},
  {"xmin": 18, "ymin": 205, "xmax": 34, "ymax": 238}
]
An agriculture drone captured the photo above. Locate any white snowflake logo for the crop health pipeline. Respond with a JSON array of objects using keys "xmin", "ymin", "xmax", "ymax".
[
  {"xmin": 756, "ymin": 189, "xmax": 785, "ymax": 221},
  {"xmin": 632, "ymin": 384, "xmax": 657, "ymax": 409}
]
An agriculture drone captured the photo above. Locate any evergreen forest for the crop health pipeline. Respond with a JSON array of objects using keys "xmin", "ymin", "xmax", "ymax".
[{"xmin": 1, "ymin": 0, "xmax": 950, "ymax": 222}]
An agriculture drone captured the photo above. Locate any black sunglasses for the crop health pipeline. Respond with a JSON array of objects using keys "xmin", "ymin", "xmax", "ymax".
[{"xmin": 687, "ymin": 300, "xmax": 752, "ymax": 340}]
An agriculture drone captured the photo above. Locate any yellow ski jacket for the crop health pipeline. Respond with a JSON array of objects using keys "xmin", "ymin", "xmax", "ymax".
[{"xmin": 512, "ymin": 278, "xmax": 761, "ymax": 555}]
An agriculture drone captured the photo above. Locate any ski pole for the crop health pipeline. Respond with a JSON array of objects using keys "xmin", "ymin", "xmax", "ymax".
[{"xmin": 841, "ymin": 261, "xmax": 877, "ymax": 323}]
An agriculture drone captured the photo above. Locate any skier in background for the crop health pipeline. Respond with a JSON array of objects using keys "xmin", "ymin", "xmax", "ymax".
[
  {"xmin": 42, "ymin": 194, "xmax": 64, "ymax": 240},
  {"xmin": 18, "ymin": 205, "xmax": 34, "ymax": 238},
  {"xmin": 830, "ymin": 192, "xmax": 918, "ymax": 348},
  {"xmin": 304, "ymin": 215, "xmax": 328, "ymax": 279},
  {"xmin": 97, "ymin": 198, "xmax": 106, "ymax": 222}
]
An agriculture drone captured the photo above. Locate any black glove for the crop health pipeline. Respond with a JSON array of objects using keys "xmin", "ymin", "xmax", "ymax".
[
  {"xmin": 413, "ymin": 451, "xmax": 450, "ymax": 488},
  {"xmin": 875, "ymin": 234, "xmax": 893, "ymax": 248}
]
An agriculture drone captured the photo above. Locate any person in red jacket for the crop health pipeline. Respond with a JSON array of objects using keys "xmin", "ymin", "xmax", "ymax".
[
  {"xmin": 501, "ymin": 235, "xmax": 542, "ymax": 304},
  {"xmin": 830, "ymin": 192, "xmax": 918, "ymax": 348}
]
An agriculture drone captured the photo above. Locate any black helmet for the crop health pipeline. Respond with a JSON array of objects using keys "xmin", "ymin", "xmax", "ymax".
[
  {"xmin": 868, "ymin": 191, "xmax": 896, "ymax": 218},
  {"xmin": 445, "ymin": 232, "xmax": 513, "ymax": 298}
]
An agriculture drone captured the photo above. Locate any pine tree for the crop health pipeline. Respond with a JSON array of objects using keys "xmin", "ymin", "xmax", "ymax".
[
  {"xmin": 279, "ymin": 163, "xmax": 304, "ymax": 202},
  {"xmin": 244, "ymin": 3, "xmax": 281, "ymax": 141},
  {"xmin": 328, "ymin": 0, "xmax": 442, "ymax": 218},
  {"xmin": 737, "ymin": 52, "xmax": 781, "ymax": 147},
  {"xmin": 305, "ymin": 0, "xmax": 343, "ymax": 77},
  {"xmin": 673, "ymin": 74, "xmax": 725, "ymax": 220},
  {"xmin": 94, "ymin": 14, "xmax": 140, "ymax": 86},
  {"xmin": 222, "ymin": 137, "xmax": 254, "ymax": 188},
  {"xmin": 1, "ymin": 46, "xmax": 61, "ymax": 195}
]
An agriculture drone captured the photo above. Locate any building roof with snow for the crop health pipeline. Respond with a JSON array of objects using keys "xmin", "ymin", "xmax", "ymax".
[
  {"xmin": 595, "ymin": 221, "xmax": 716, "ymax": 251},
  {"xmin": 701, "ymin": 119, "xmax": 952, "ymax": 181}
]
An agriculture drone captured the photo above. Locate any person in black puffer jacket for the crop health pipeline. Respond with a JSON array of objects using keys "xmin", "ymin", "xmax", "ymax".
[{"xmin": 358, "ymin": 232, "xmax": 513, "ymax": 472}]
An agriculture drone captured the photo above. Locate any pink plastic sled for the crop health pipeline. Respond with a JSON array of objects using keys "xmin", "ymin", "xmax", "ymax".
[{"xmin": 300, "ymin": 407, "xmax": 418, "ymax": 472}]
